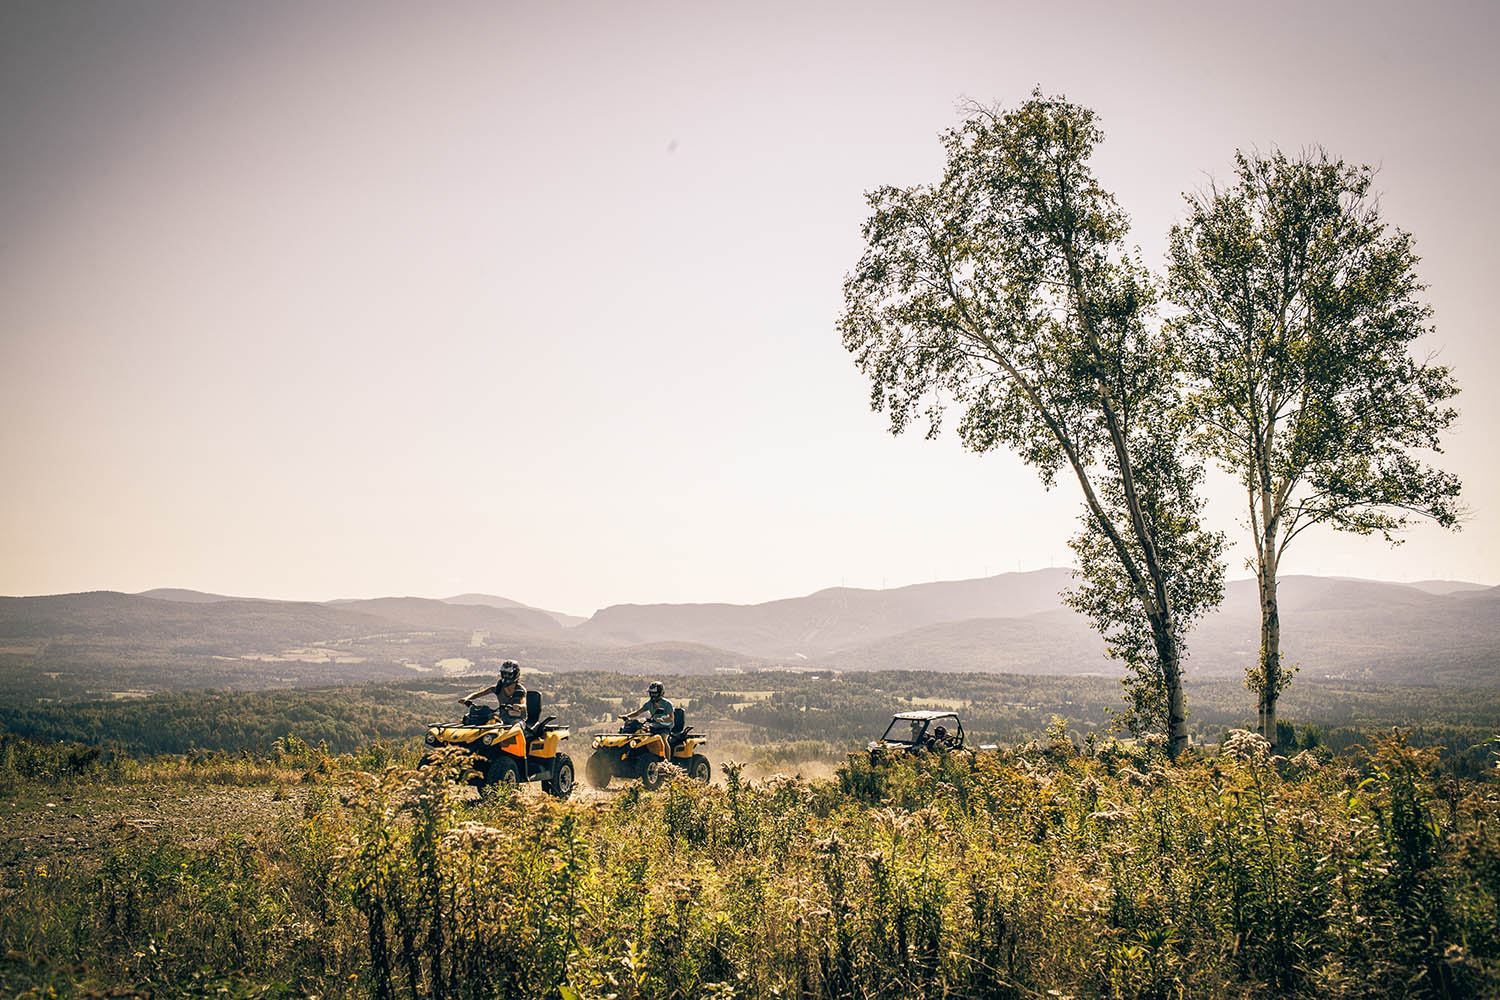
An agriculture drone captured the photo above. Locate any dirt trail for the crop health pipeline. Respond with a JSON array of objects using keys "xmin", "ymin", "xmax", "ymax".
[
  {"xmin": 0, "ymin": 757, "xmax": 844, "ymax": 889},
  {"xmin": 0, "ymin": 783, "xmax": 304, "ymax": 887}
]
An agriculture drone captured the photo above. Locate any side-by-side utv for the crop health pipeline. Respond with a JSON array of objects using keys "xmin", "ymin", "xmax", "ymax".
[
  {"xmin": 586, "ymin": 708, "xmax": 710, "ymax": 790},
  {"xmin": 421, "ymin": 690, "xmax": 574, "ymax": 799},
  {"xmin": 866, "ymin": 710, "xmax": 969, "ymax": 757}
]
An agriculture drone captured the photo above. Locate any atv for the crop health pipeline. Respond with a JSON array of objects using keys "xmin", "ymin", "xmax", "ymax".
[
  {"xmin": 586, "ymin": 708, "xmax": 710, "ymax": 790},
  {"xmin": 866, "ymin": 710, "xmax": 971, "ymax": 757},
  {"xmin": 421, "ymin": 690, "xmax": 574, "ymax": 799}
]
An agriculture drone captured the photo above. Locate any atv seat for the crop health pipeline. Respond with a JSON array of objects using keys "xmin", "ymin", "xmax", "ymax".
[
  {"xmin": 522, "ymin": 689, "xmax": 560, "ymax": 738},
  {"xmin": 668, "ymin": 707, "xmax": 688, "ymax": 747}
]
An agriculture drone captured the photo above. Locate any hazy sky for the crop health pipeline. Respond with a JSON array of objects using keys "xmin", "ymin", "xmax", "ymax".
[{"xmin": 2, "ymin": 0, "xmax": 1496, "ymax": 615}]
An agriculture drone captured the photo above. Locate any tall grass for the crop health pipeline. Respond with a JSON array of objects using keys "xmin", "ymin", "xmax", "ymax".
[{"xmin": 2, "ymin": 730, "xmax": 1497, "ymax": 998}]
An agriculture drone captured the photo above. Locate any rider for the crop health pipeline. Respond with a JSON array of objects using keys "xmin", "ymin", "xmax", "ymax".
[
  {"xmin": 462, "ymin": 660, "xmax": 527, "ymax": 725},
  {"xmin": 623, "ymin": 681, "xmax": 674, "ymax": 739}
]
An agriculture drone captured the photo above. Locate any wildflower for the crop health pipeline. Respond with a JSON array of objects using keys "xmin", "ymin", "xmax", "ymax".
[
  {"xmin": 1290, "ymin": 750, "xmax": 1322, "ymax": 772},
  {"xmin": 1222, "ymin": 729, "xmax": 1271, "ymax": 764},
  {"xmin": 913, "ymin": 805, "xmax": 949, "ymax": 836},
  {"xmin": 1087, "ymin": 802, "xmax": 1135, "ymax": 824},
  {"xmin": 441, "ymin": 820, "xmax": 512, "ymax": 854}
]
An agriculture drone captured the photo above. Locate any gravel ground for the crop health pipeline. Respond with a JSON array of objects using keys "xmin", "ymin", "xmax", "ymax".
[
  {"xmin": 0, "ymin": 760, "xmax": 762, "ymax": 892},
  {"xmin": 0, "ymin": 782, "xmax": 307, "ymax": 888}
]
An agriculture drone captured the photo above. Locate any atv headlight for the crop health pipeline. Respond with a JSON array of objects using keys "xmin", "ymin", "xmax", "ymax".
[
  {"xmin": 481, "ymin": 733, "xmax": 497, "ymax": 745},
  {"xmin": 425, "ymin": 734, "xmax": 438, "ymax": 746}
]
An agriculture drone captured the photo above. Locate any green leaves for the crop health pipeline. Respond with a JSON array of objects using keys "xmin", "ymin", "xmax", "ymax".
[
  {"xmin": 1166, "ymin": 149, "xmax": 1464, "ymax": 735},
  {"xmin": 840, "ymin": 93, "xmax": 1224, "ymax": 755},
  {"xmin": 1167, "ymin": 148, "xmax": 1462, "ymax": 537}
]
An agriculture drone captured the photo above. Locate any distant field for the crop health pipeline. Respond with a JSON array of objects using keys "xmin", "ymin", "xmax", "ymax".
[{"xmin": 905, "ymin": 696, "xmax": 965, "ymax": 709}]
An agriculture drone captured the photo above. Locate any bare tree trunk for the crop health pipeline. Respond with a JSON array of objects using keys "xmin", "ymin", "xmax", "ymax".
[
  {"xmin": 1150, "ymin": 614, "xmax": 1190, "ymax": 758},
  {"xmin": 1252, "ymin": 476, "xmax": 1284, "ymax": 748},
  {"xmin": 1259, "ymin": 567, "xmax": 1282, "ymax": 747}
]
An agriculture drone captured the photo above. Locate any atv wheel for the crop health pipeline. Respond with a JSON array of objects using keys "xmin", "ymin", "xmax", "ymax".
[
  {"xmin": 544, "ymin": 753, "xmax": 575, "ymax": 800},
  {"xmin": 640, "ymin": 758, "xmax": 667, "ymax": 791},
  {"xmin": 688, "ymin": 754, "xmax": 711, "ymax": 783},
  {"xmin": 479, "ymin": 756, "xmax": 520, "ymax": 799},
  {"xmin": 585, "ymin": 752, "xmax": 613, "ymax": 789}
]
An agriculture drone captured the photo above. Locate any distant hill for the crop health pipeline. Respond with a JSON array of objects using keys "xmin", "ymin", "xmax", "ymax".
[
  {"xmin": 331, "ymin": 597, "xmax": 560, "ymax": 635},
  {"xmin": 0, "ymin": 592, "xmax": 558, "ymax": 646},
  {"xmin": 596, "ymin": 641, "xmax": 757, "ymax": 677},
  {"xmin": 0, "ymin": 592, "xmax": 386, "ymax": 646},
  {"xmin": 0, "ymin": 590, "xmax": 771, "ymax": 704},
  {"xmin": 572, "ymin": 568, "xmax": 1077, "ymax": 657},
  {"xmin": 442, "ymin": 594, "xmax": 586, "ymax": 628},
  {"xmin": 136, "ymin": 588, "xmax": 264, "ymax": 603},
  {"xmin": 818, "ymin": 612, "xmax": 1114, "ymax": 675},
  {"xmin": 1, "ymin": 573, "xmax": 1494, "ymax": 703},
  {"xmin": 820, "ymin": 577, "xmax": 1500, "ymax": 685},
  {"xmin": 1192, "ymin": 578, "xmax": 1500, "ymax": 685},
  {"xmin": 137, "ymin": 587, "xmax": 582, "ymax": 627},
  {"xmin": 1407, "ymin": 580, "xmax": 1493, "ymax": 596}
]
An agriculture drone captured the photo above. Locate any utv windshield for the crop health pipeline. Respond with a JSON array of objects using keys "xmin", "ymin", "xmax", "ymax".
[{"xmin": 882, "ymin": 718, "xmax": 928, "ymax": 745}]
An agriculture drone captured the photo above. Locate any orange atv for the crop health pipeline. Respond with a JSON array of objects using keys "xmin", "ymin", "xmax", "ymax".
[
  {"xmin": 421, "ymin": 690, "xmax": 574, "ymax": 799},
  {"xmin": 586, "ymin": 708, "xmax": 710, "ymax": 789}
]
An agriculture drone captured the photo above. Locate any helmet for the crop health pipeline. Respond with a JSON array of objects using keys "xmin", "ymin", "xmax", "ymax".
[
  {"xmin": 647, "ymin": 681, "xmax": 664, "ymax": 699},
  {"xmin": 499, "ymin": 660, "xmax": 520, "ymax": 685},
  {"xmin": 932, "ymin": 725, "xmax": 948, "ymax": 739}
]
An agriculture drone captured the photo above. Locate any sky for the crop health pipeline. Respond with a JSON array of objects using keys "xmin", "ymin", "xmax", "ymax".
[{"xmin": 1, "ymin": 0, "xmax": 1496, "ymax": 617}]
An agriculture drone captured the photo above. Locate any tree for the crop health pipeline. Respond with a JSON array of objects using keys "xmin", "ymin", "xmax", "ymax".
[
  {"xmin": 1166, "ymin": 150, "xmax": 1463, "ymax": 745},
  {"xmin": 839, "ymin": 93, "xmax": 1223, "ymax": 757}
]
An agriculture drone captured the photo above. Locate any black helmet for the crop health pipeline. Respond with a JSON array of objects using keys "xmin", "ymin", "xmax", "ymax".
[
  {"xmin": 647, "ymin": 681, "xmax": 664, "ymax": 699},
  {"xmin": 499, "ymin": 660, "xmax": 520, "ymax": 685},
  {"xmin": 932, "ymin": 725, "xmax": 948, "ymax": 739}
]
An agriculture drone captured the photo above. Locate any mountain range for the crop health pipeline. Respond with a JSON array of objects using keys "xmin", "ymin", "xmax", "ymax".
[
  {"xmin": 1, "ymin": 571, "xmax": 1496, "ymax": 701},
  {"xmin": 571, "ymin": 571, "xmax": 1079, "ymax": 657}
]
